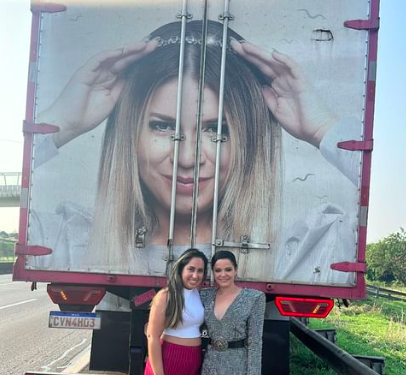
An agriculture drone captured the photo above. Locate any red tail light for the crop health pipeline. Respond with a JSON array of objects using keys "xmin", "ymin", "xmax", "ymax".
[
  {"xmin": 275, "ymin": 296, "xmax": 334, "ymax": 318},
  {"xmin": 47, "ymin": 284, "xmax": 106, "ymax": 306}
]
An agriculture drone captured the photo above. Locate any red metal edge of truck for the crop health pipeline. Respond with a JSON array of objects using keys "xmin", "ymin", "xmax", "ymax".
[{"xmin": 13, "ymin": 0, "xmax": 380, "ymax": 374}]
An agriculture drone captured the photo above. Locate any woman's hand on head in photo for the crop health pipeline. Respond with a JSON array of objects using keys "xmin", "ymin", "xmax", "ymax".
[
  {"xmin": 38, "ymin": 40, "xmax": 158, "ymax": 148},
  {"xmin": 231, "ymin": 39, "xmax": 338, "ymax": 148}
]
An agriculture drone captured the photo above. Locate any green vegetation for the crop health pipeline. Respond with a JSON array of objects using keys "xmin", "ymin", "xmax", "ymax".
[
  {"xmin": 291, "ymin": 229, "xmax": 406, "ymax": 374},
  {"xmin": 291, "ymin": 295, "xmax": 406, "ymax": 375},
  {"xmin": 0, "ymin": 241, "xmax": 14, "ymax": 261},
  {"xmin": 0, "ymin": 231, "xmax": 16, "ymax": 262},
  {"xmin": 367, "ymin": 228, "xmax": 406, "ymax": 286},
  {"xmin": 290, "ymin": 334, "xmax": 336, "ymax": 375}
]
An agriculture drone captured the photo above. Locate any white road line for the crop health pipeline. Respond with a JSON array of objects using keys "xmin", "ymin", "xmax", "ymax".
[
  {"xmin": 60, "ymin": 344, "xmax": 91, "ymax": 373},
  {"xmin": 41, "ymin": 338, "xmax": 88, "ymax": 372},
  {"xmin": 0, "ymin": 282, "xmax": 17, "ymax": 286},
  {"xmin": 0, "ymin": 298, "xmax": 37, "ymax": 310}
]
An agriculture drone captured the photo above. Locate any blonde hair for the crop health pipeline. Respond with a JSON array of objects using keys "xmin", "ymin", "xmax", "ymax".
[{"xmin": 89, "ymin": 20, "xmax": 281, "ymax": 268}]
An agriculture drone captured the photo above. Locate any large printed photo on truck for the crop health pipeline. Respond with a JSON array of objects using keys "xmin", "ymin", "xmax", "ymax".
[{"xmin": 23, "ymin": 0, "xmax": 369, "ymax": 286}]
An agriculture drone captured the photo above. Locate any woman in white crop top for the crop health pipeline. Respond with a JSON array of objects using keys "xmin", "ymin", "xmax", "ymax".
[{"xmin": 145, "ymin": 249, "xmax": 208, "ymax": 375}]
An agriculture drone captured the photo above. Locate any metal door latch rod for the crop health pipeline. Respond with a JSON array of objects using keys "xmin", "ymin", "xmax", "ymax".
[
  {"xmin": 210, "ymin": 0, "xmax": 233, "ymax": 282},
  {"xmin": 190, "ymin": 0, "xmax": 209, "ymax": 248},
  {"xmin": 215, "ymin": 235, "xmax": 270, "ymax": 254},
  {"xmin": 167, "ymin": 0, "xmax": 191, "ymax": 275}
]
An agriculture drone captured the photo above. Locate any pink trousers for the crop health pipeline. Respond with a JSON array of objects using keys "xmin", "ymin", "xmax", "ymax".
[{"xmin": 144, "ymin": 340, "xmax": 202, "ymax": 375}]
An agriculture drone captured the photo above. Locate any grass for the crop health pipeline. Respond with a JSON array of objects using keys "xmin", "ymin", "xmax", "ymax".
[
  {"xmin": 291, "ymin": 294, "xmax": 406, "ymax": 375},
  {"xmin": 290, "ymin": 333, "xmax": 336, "ymax": 375},
  {"xmin": 0, "ymin": 240, "xmax": 15, "ymax": 261}
]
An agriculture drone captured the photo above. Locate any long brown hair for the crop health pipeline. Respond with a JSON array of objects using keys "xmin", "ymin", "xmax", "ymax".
[{"xmin": 165, "ymin": 248, "xmax": 208, "ymax": 329}]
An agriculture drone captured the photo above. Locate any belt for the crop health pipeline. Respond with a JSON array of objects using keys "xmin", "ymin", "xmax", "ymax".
[{"xmin": 209, "ymin": 337, "xmax": 246, "ymax": 351}]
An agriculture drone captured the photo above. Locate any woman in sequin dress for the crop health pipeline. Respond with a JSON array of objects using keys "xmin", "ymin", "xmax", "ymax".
[{"xmin": 201, "ymin": 251, "xmax": 266, "ymax": 375}]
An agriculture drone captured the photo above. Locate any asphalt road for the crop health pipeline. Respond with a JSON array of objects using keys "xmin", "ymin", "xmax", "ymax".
[{"xmin": 0, "ymin": 274, "xmax": 91, "ymax": 375}]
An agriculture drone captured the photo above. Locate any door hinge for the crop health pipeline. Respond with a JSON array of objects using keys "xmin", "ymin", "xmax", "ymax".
[
  {"xmin": 15, "ymin": 243, "xmax": 53, "ymax": 256},
  {"xmin": 337, "ymin": 139, "xmax": 373, "ymax": 151},
  {"xmin": 23, "ymin": 121, "xmax": 60, "ymax": 134},
  {"xmin": 330, "ymin": 261, "xmax": 366, "ymax": 273},
  {"xmin": 31, "ymin": 1, "xmax": 67, "ymax": 14},
  {"xmin": 344, "ymin": 18, "xmax": 379, "ymax": 31}
]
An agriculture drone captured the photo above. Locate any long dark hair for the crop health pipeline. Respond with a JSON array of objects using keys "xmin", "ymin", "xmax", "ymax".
[{"xmin": 166, "ymin": 248, "xmax": 208, "ymax": 329}]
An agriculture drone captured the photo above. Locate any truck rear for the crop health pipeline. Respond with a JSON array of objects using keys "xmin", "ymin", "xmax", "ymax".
[{"xmin": 14, "ymin": 0, "xmax": 380, "ymax": 374}]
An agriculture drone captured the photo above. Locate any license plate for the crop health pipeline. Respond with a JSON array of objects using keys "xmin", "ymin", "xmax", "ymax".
[{"xmin": 49, "ymin": 311, "xmax": 101, "ymax": 330}]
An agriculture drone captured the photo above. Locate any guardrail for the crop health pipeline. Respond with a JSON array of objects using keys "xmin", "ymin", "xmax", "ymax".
[
  {"xmin": 0, "ymin": 262, "xmax": 13, "ymax": 274},
  {"xmin": 367, "ymin": 284, "xmax": 406, "ymax": 302}
]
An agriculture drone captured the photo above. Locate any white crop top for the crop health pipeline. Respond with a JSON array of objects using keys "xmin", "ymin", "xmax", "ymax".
[{"xmin": 163, "ymin": 288, "xmax": 204, "ymax": 338}]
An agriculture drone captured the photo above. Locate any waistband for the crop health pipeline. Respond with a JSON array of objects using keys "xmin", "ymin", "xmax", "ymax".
[
  {"xmin": 208, "ymin": 338, "xmax": 246, "ymax": 351},
  {"xmin": 162, "ymin": 339, "xmax": 202, "ymax": 351}
]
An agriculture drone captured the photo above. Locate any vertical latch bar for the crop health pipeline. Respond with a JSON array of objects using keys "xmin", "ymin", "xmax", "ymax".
[
  {"xmin": 210, "ymin": 0, "xmax": 233, "ymax": 283},
  {"xmin": 166, "ymin": 0, "xmax": 191, "ymax": 275}
]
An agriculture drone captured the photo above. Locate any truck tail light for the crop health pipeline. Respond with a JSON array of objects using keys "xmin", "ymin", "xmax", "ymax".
[
  {"xmin": 47, "ymin": 284, "xmax": 106, "ymax": 307},
  {"xmin": 275, "ymin": 296, "xmax": 334, "ymax": 318}
]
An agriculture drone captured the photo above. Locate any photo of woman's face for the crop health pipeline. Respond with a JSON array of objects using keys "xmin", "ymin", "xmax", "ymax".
[{"xmin": 137, "ymin": 76, "xmax": 231, "ymax": 217}]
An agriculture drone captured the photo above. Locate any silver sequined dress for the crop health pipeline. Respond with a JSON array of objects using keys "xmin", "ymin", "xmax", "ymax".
[{"xmin": 200, "ymin": 288, "xmax": 266, "ymax": 375}]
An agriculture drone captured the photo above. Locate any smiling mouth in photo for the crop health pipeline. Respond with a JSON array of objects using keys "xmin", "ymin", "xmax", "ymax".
[{"xmin": 162, "ymin": 175, "xmax": 212, "ymax": 194}]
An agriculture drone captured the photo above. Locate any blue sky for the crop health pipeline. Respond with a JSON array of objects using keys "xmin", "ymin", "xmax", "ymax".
[
  {"xmin": 0, "ymin": 0, "xmax": 404, "ymax": 243},
  {"xmin": 368, "ymin": 1, "xmax": 406, "ymax": 242}
]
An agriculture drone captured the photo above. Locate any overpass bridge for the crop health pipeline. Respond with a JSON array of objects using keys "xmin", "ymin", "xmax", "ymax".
[{"xmin": 0, "ymin": 172, "xmax": 21, "ymax": 207}]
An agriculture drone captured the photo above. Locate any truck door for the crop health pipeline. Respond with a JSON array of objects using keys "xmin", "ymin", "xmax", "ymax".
[
  {"xmin": 152, "ymin": 0, "xmax": 369, "ymax": 286},
  {"xmin": 21, "ymin": 0, "xmax": 370, "ymax": 288}
]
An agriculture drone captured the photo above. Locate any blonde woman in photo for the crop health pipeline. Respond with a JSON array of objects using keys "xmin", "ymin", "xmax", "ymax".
[{"xmin": 32, "ymin": 20, "xmax": 358, "ymax": 284}]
